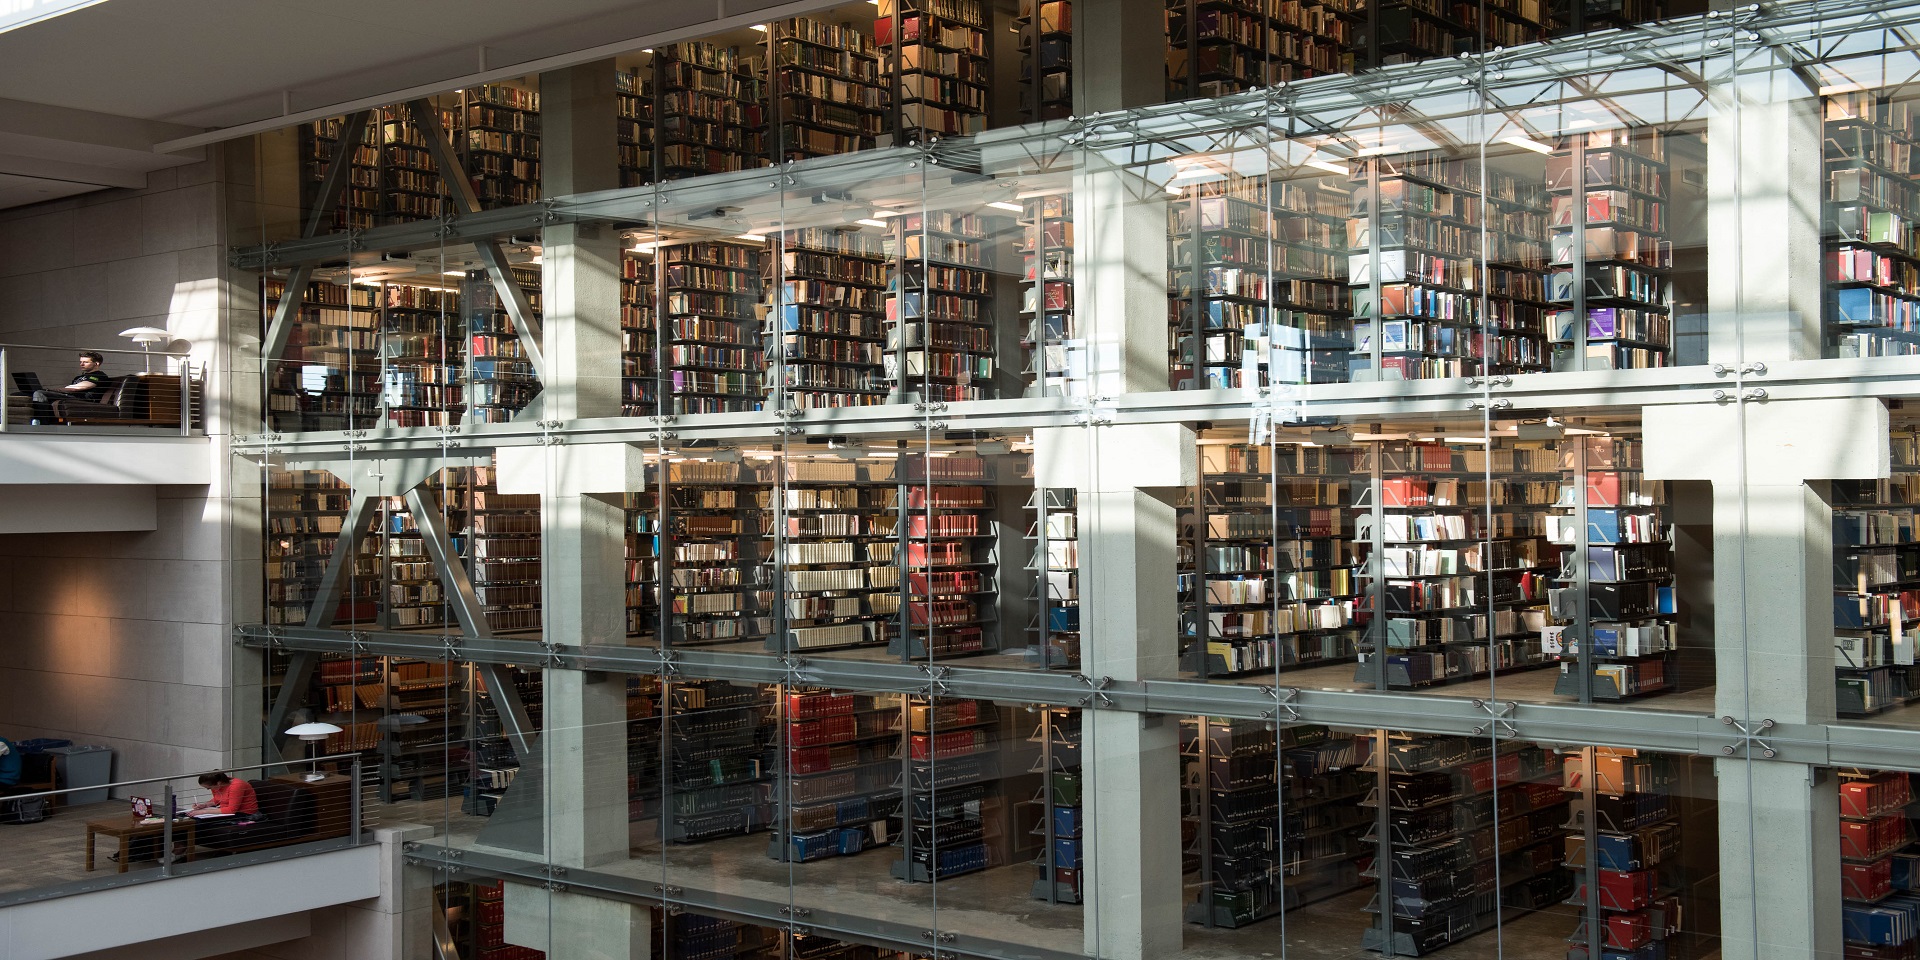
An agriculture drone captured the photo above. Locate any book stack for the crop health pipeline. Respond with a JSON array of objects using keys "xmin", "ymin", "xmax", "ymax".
[
  {"xmin": 376, "ymin": 104, "xmax": 453, "ymax": 224},
  {"xmin": 1825, "ymin": 91, "xmax": 1920, "ymax": 358},
  {"xmin": 1550, "ymin": 436, "xmax": 1680, "ymax": 699},
  {"xmin": 615, "ymin": 68, "xmax": 653, "ymax": 188},
  {"xmin": 663, "ymin": 241, "xmax": 765, "ymax": 413},
  {"xmin": 1028, "ymin": 707, "xmax": 1083, "ymax": 902},
  {"xmin": 621, "ymin": 248, "xmax": 659, "ymax": 417},
  {"xmin": 626, "ymin": 478, "xmax": 661, "ymax": 640},
  {"xmin": 1351, "ymin": 442, "xmax": 1559, "ymax": 688},
  {"xmin": 1182, "ymin": 720, "xmax": 1370, "ymax": 926},
  {"xmin": 1361, "ymin": 0, "xmax": 1548, "ymax": 66},
  {"xmin": 774, "ymin": 457, "xmax": 897, "ymax": 653},
  {"xmin": 1833, "ymin": 436, "xmax": 1920, "ymax": 715},
  {"xmin": 885, "ymin": 211, "xmax": 996, "ymax": 402},
  {"xmin": 459, "ymin": 268, "xmax": 542, "ymax": 423},
  {"xmin": 378, "ymin": 480, "xmax": 450, "ymax": 629},
  {"xmin": 1015, "ymin": 0, "xmax": 1071, "ymax": 120},
  {"xmin": 1838, "ymin": 770, "xmax": 1920, "ymax": 958},
  {"xmin": 767, "ymin": 688, "xmax": 904, "ymax": 862},
  {"xmin": 767, "ymin": 18, "xmax": 886, "ymax": 162},
  {"xmin": 468, "ymin": 464, "xmax": 543, "ymax": 634},
  {"xmin": 1561, "ymin": 747, "xmax": 1690, "ymax": 960},
  {"xmin": 265, "ymin": 470, "xmax": 379, "ymax": 626},
  {"xmin": 1178, "ymin": 442, "xmax": 1363, "ymax": 677},
  {"xmin": 876, "ymin": 0, "xmax": 989, "ymax": 139},
  {"xmin": 764, "ymin": 228, "xmax": 890, "ymax": 409},
  {"xmin": 890, "ymin": 454, "xmax": 1001, "ymax": 659},
  {"xmin": 654, "ymin": 42, "xmax": 768, "ymax": 179},
  {"xmin": 666, "ymin": 913, "xmax": 780, "ymax": 959},
  {"xmin": 264, "ymin": 277, "xmax": 383, "ymax": 432},
  {"xmin": 374, "ymin": 658, "xmax": 466, "ymax": 801},
  {"xmin": 1167, "ymin": 0, "xmax": 1353, "ymax": 99},
  {"xmin": 890, "ymin": 698, "xmax": 1034, "ymax": 881},
  {"xmin": 299, "ymin": 117, "xmax": 381, "ymax": 233},
  {"xmin": 1020, "ymin": 193, "xmax": 1080, "ymax": 396},
  {"xmin": 457, "ymin": 85, "xmax": 541, "ymax": 209},
  {"xmin": 1024, "ymin": 487, "xmax": 1080, "ymax": 669},
  {"xmin": 463, "ymin": 667, "xmax": 541, "ymax": 816},
  {"xmin": 665, "ymin": 458, "xmax": 774, "ymax": 646},
  {"xmin": 378, "ymin": 281, "xmax": 463, "ymax": 428},
  {"xmin": 1347, "ymin": 151, "xmax": 1550, "ymax": 381},
  {"xmin": 667, "ymin": 681, "xmax": 776, "ymax": 842},
  {"xmin": 1547, "ymin": 127, "xmax": 1674, "ymax": 371},
  {"xmin": 1360, "ymin": 733, "xmax": 1571, "ymax": 955},
  {"xmin": 1169, "ymin": 171, "xmax": 1353, "ymax": 390}
]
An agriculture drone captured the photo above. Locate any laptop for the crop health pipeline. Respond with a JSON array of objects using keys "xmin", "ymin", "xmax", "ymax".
[{"xmin": 10, "ymin": 371, "xmax": 44, "ymax": 396}]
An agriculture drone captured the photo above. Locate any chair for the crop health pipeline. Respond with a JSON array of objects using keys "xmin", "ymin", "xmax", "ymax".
[
  {"xmin": 51, "ymin": 374, "xmax": 185, "ymax": 426},
  {"xmin": 193, "ymin": 779, "xmax": 319, "ymax": 854}
]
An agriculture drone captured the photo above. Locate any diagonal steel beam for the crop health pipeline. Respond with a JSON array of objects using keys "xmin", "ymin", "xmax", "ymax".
[
  {"xmin": 263, "ymin": 650, "xmax": 320, "ymax": 765},
  {"xmin": 476, "ymin": 662, "xmax": 539, "ymax": 758},
  {"xmin": 405, "ymin": 485, "xmax": 492, "ymax": 637},
  {"xmin": 406, "ymin": 99, "xmax": 547, "ymax": 383},
  {"xmin": 305, "ymin": 493, "xmax": 377, "ymax": 630},
  {"xmin": 264, "ymin": 111, "xmax": 372, "ymax": 365}
]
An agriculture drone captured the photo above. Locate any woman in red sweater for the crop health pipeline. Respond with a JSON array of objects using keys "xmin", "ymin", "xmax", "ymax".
[{"xmin": 191, "ymin": 771, "xmax": 258, "ymax": 817}]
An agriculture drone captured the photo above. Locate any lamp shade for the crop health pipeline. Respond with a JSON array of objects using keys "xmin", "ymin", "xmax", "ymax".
[
  {"xmin": 285, "ymin": 721, "xmax": 343, "ymax": 742},
  {"xmin": 118, "ymin": 325, "xmax": 174, "ymax": 344}
]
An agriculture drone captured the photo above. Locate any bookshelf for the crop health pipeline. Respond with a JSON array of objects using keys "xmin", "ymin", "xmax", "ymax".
[
  {"xmin": 1166, "ymin": 0, "xmax": 1352, "ymax": 100},
  {"xmin": 1548, "ymin": 127, "xmax": 1674, "ymax": 371},
  {"xmin": 470, "ymin": 465, "xmax": 543, "ymax": 634},
  {"xmin": 664, "ymin": 458, "xmax": 774, "ymax": 647},
  {"xmin": 465, "ymin": 666, "xmax": 540, "ymax": 816},
  {"xmin": 1021, "ymin": 192, "xmax": 1079, "ymax": 396},
  {"xmin": 768, "ymin": 688, "xmax": 904, "ymax": 862},
  {"xmin": 616, "ymin": 68, "xmax": 653, "ymax": 188},
  {"xmin": 378, "ymin": 488, "xmax": 451, "ymax": 630},
  {"xmin": 876, "ymin": 0, "xmax": 990, "ymax": 140},
  {"xmin": 299, "ymin": 117, "xmax": 379, "ymax": 234},
  {"xmin": 1360, "ymin": 0, "xmax": 1547, "ymax": 67},
  {"xmin": 373, "ymin": 657, "xmax": 464, "ymax": 802},
  {"xmin": 375, "ymin": 105, "xmax": 452, "ymax": 225},
  {"xmin": 1823, "ymin": 91, "xmax": 1920, "ymax": 359},
  {"xmin": 667, "ymin": 680, "xmax": 775, "ymax": 842},
  {"xmin": 1179, "ymin": 442, "xmax": 1363, "ymax": 677},
  {"xmin": 1352, "ymin": 441, "xmax": 1558, "ymax": 689},
  {"xmin": 886, "ymin": 210, "xmax": 996, "ymax": 402},
  {"xmin": 1838, "ymin": 770, "xmax": 1920, "ymax": 955},
  {"xmin": 627, "ymin": 484, "xmax": 662, "ymax": 641},
  {"xmin": 621, "ymin": 248, "xmax": 660, "ymax": 417},
  {"xmin": 663, "ymin": 240, "xmax": 764, "ymax": 414},
  {"xmin": 654, "ymin": 42, "xmax": 768, "ymax": 179},
  {"xmin": 627, "ymin": 675, "xmax": 662, "ymax": 831},
  {"xmin": 774, "ymin": 457, "xmax": 898, "ymax": 654},
  {"xmin": 458, "ymin": 85, "xmax": 541, "ymax": 209},
  {"xmin": 669, "ymin": 914, "xmax": 780, "ymax": 959},
  {"xmin": 890, "ymin": 697, "xmax": 1037, "ymax": 881},
  {"xmin": 1833, "ymin": 433, "xmax": 1920, "ymax": 715},
  {"xmin": 1024, "ymin": 487, "xmax": 1080, "ymax": 669},
  {"xmin": 1346, "ymin": 152, "xmax": 1550, "ymax": 381},
  {"xmin": 378, "ymin": 280, "xmax": 463, "ymax": 428},
  {"xmin": 1359, "ymin": 733, "xmax": 1570, "ymax": 955},
  {"xmin": 767, "ymin": 18, "xmax": 886, "ymax": 162},
  {"xmin": 890, "ymin": 454, "xmax": 1002, "ymax": 660},
  {"xmin": 458, "ymin": 267, "xmax": 542, "ymax": 423},
  {"xmin": 265, "ymin": 277, "xmax": 382, "ymax": 432},
  {"xmin": 265, "ymin": 470, "xmax": 377, "ymax": 626},
  {"xmin": 1169, "ymin": 171, "xmax": 1353, "ymax": 390},
  {"xmin": 1183, "ymin": 720, "xmax": 1369, "ymax": 927},
  {"xmin": 1562, "ymin": 746, "xmax": 1690, "ymax": 960},
  {"xmin": 1015, "ymin": 0, "xmax": 1070, "ymax": 121},
  {"xmin": 1028, "ymin": 706, "xmax": 1082, "ymax": 903},
  {"xmin": 765, "ymin": 227, "xmax": 891, "ymax": 409},
  {"xmin": 1550, "ymin": 435, "xmax": 1679, "ymax": 701}
]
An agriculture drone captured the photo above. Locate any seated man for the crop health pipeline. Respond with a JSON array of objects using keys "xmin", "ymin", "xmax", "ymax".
[{"xmin": 26, "ymin": 351, "xmax": 111, "ymax": 423}]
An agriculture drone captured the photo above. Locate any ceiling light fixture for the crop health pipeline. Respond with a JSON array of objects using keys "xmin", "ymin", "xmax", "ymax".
[{"xmin": 1500, "ymin": 136, "xmax": 1553, "ymax": 155}]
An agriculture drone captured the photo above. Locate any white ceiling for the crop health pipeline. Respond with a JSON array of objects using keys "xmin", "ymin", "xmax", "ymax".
[{"xmin": 0, "ymin": 0, "xmax": 801, "ymax": 209}]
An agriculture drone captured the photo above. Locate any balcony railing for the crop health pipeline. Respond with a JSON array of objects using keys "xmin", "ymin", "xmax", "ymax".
[{"xmin": 0, "ymin": 343, "xmax": 204, "ymax": 437}]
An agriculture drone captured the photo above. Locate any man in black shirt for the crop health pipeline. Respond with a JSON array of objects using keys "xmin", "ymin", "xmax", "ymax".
[{"xmin": 28, "ymin": 351, "xmax": 111, "ymax": 423}]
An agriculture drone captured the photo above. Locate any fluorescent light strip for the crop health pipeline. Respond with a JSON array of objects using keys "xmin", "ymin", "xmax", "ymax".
[
  {"xmin": 736, "ymin": 233, "xmax": 768, "ymax": 242},
  {"xmin": 854, "ymin": 218, "xmax": 888, "ymax": 228},
  {"xmin": 1500, "ymin": 136, "xmax": 1552, "ymax": 155},
  {"xmin": 986, "ymin": 200, "xmax": 1023, "ymax": 212},
  {"xmin": 1304, "ymin": 159, "xmax": 1348, "ymax": 175}
]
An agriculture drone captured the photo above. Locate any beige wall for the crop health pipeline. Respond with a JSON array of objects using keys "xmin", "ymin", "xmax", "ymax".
[{"xmin": 0, "ymin": 160, "xmax": 243, "ymax": 786}]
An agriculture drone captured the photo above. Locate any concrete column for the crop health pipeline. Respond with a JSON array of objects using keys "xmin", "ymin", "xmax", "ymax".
[
  {"xmin": 1073, "ymin": 171, "xmax": 1172, "ymax": 397},
  {"xmin": 505, "ymin": 883, "xmax": 654, "ymax": 960},
  {"xmin": 1706, "ymin": 63, "xmax": 1822, "ymax": 363},
  {"xmin": 540, "ymin": 61, "xmax": 623, "ymax": 421},
  {"xmin": 1036, "ymin": 424, "xmax": 1193, "ymax": 960},
  {"xmin": 1073, "ymin": 0, "xmax": 1166, "ymax": 114},
  {"xmin": 1646, "ymin": 396, "xmax": 1887, "ymax": 960}
]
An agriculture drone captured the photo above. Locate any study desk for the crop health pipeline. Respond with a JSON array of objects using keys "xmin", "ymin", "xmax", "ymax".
[{"xmin": 84, "ymin": 816, "xmax": 198, "ymax": 873}]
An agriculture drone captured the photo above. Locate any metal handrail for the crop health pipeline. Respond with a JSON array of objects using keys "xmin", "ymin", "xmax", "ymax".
[
  {"xmin": 0, "ymin": 751, "xmax": 364, "ymax": 804},
  {"xmin": 0, "ymin": 342, "xmax": 192, "ymax": 359},
  {"xmin": 0, "ymin": 343, "xmax": 205, "ymax": 436}
]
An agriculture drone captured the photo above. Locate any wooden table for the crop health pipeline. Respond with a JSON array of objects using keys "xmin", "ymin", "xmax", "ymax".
[
  {"xmin": 271, "ymin": 773, "xmax": 352, "ymax": 841},
  {"xmin": 84, "ymin": 817, "xmax": 196, "ymax": 873}
]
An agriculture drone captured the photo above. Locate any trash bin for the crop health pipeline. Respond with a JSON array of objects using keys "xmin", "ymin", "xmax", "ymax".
[{"xmin": 48, "ymin": 745, "xmax": 112, "ymax": 804}]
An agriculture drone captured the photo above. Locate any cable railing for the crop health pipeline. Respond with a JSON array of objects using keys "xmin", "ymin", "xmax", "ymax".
[
  {"xmin": 0, "ymin": 753, "xmax": 370, "ymax": 907},
  {"xmin": 0, "ymin": 342, "xmax": 204, "ymax": 437}
]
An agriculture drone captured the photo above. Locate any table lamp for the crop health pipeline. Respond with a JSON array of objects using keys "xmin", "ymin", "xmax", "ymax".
[
  {"xmin": 284, "ymin": 722, "xmax": 343, "ymax": 781},
  {"xmin": 118, "ymin": 326, "xmax": 176, "ymax": 373}
]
